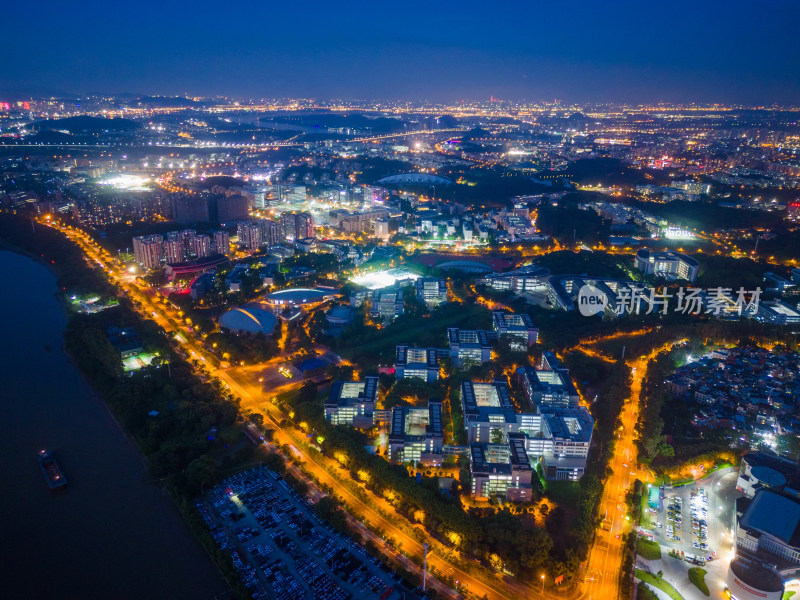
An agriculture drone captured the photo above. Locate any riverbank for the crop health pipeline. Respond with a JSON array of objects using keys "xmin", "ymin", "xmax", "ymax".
[{"xmin": 0, "ymin": 250, "xmax": 231, "ymax": 599}]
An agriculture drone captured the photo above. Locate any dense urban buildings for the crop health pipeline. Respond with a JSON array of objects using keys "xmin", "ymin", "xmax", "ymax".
[
  {"xmin": 5, "ymin": 88, "xmax": 800, "ymax": 600},
  {"xmin": 6, "ymin": 0, "xmax": 800, "ymax": 597}
]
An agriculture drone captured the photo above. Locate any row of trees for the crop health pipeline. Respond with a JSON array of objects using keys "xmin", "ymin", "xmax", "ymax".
[
  {"xmin": 206, "ymin": 330, "xmax": 280, "ymax": 364},
  {"xmin": 560, "ymin": 361, "xmax": 632, "ymax": 571},
  {"xmin": 316, "ymin": 422, "xmax": 553, "ymax": 580},
  {"xmin": 1, "ymin": 212, "xmax": 256, "ymax": 598}
]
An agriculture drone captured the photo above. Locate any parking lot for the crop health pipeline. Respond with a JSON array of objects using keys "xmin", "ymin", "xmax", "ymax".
[
  {"xmin": 636, "ymin": 468, "xmax": 739, "ymax": 598},
  {"xmin": 198, "ymin": 466, "xmax": 405, "ymax": 600},
  {"xmin": 661, "ymin": 489, "xmax": 713, "ymax": 560},
  {"xmin": 647, "ymin": 468, "xmax": 738, "ymax": 565}
]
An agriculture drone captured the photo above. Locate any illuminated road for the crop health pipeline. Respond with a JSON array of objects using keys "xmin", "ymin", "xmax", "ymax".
[
  {"xmin": 45, "ymin": 218, "xmax": 543, "ymax": 600},
  {"xmin": 47, "ymin": 217, "xmax": 697, "ymax": 600},
  {"xmin": 581, "ymin": 342, "xmax": 680, "ymax": 600}
]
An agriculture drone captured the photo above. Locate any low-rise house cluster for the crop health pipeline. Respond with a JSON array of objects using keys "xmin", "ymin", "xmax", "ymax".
[{"xmin": 666, "ymin": 347, "xmax": 800, "ymax": 441}]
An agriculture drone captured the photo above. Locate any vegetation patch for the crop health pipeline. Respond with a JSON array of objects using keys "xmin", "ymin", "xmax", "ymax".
[
  {"xmin": 637, "ymin": 539, "xmax": 662, "ymax": 560},
  {"xmin": 635, "ymin": 569, "xmax": 684, "ymax": 600},
  {"xmin": 688, "ymin": 567, "xmax": 709, "ymax": 596},
  {"xmin": 637, "ymin": 583, "xmax": 660, "ymax": 600}
]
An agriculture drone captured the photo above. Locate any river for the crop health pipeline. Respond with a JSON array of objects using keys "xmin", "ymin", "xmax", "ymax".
[{"xmin": 0, "ymin": 251, "xmax": 229, "ymax": 599}]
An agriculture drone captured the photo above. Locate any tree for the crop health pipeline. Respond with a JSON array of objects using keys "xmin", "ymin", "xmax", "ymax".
[
  {"xmin": 249, "ymin": 412, "xmax": 265, "ymax": 429},
  {"xmin": 263, "ymin": 451, "xmax": 286, "ymax": 474},
  {"xmin": 491, "ymin": 428, "xmax": 505, "ymax": 444},
  {"xmin": 186, "ymin": 455, "xmax": 218, "ymax": 490}
]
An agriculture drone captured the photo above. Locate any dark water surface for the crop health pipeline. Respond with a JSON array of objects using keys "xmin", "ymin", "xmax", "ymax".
[{"xmin": 0, "ymin": 251, "xmax": 228, "ymax": 599}]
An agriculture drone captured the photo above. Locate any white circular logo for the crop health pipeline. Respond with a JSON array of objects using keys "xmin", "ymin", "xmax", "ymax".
[{"xmin": 577, "ymin": 284, "xmax": 608, "ymax": 316}]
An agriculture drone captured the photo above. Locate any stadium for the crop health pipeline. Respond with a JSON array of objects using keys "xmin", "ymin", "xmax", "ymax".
[
  {"xmin": 219, "ymin": 306, "xmax": 278, "ymax": 335},
  {"xmin": 349, "ymin": 268, "xmax": 420, "ymax": 290},
  {"xmin": 264, "ymin": 287, "xmax": 338, "ymax": 308}
]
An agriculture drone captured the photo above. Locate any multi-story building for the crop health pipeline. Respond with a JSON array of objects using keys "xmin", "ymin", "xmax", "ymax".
[
  {"xmin": 540, "ymin": 408, "xmax": 593, "ymax": 480},
  {"xmin": 280, "ymin": 212, "xmax": 314, "ymax": 240},
  {"xmin": 163, "ymin": 237, "xmax": 183, "ymax": 264},
  {"xmin": 460, "ymin": 378, "xmax": 593, "ymax": 482},
  {"xmin": 757, "ymin": 301, "xmax": 800, "ymax": 325},
  {"xmin": 478, "ymin": 265, "xmax": 550, "ymax": 294},
  {"xmin": 178, "ymin": 229, "xmax": 196, "ymax": 254},
  {"xmin": 265, "ymin": 184, "xmax": 307, "ymax": 206},
  {"xmin": 547, "ymin": 274, "xmax": 650, "ymax": 314},
  {"xmin": 172, "ymin": 194, "xmax": 211, "ymax": 224},
  {"xmin": 374, "ymin": 218, "xmax": 390, "ymax": 240},
  {"xmin": 237, "ymin": 221, "xmax": 263, "ymax": 250},
  {"xmin": 213, "ymin": 230, "xmax": 230, "ymax": 256},
  {"xmin": 260, "ymin": 218, "xmax": 282, "ymax": 246},
  {"xmin": 236, "ymin": 219, "xmax": 282, "ymax": 251},
  {"xmin": 469, "ymin": 433, "xmax": 533, "ymax": 502},
  {"xmin": 634, "ymin": 249, "xmax": 699, "ymax": 281},
  {"xmin": 516, "ymin": 352, "xmax": 580, "ymax": 409},
  {"xmin": 388, "ymin": 401, "xmax": 443, "ymax": 465},
  {"xmin": 736, "ymin": 489, "xmax": 800, "ymax": 564},
  {"xmin": 416, "ymin": 278, "xmax": 448, "ymax": 309},
  {"xmin": 492, "ymin": 311, "xmax": 538, "ymax": 348},
  {"xmin": 194, "ymin": 234, "xmax": 212, "ymax": 258},
  {"xmin": 371, "ymin": 290, "xmax": 404, "ymax": 321},
  {"xmin": 324, "ymin": 376, "xmax": 379, "ymax": 428},
  {"xmin": 217, "ymin": 195, "xmax": 250, "ymax": 223},
  {"xmin": 394, "ymin": 346, "xmax": 440, "ymax": 382},
  {"xmin": 461, "ymin": 379, "xmax": 517, "ymax": 444},
  {"xmin": 447, "ymin": 328, "xmax": 494, "ymax": 367},
  {"xmin": 764, "ymin": 272, "xmax": 794, "ymax": 293},
  {"xmin": 340, "ymin": 208, "xmax": 391, "ymax": 234},
  {"xmin": 132, "ymin": 234, "xmax": 163, "ymax": 269}
]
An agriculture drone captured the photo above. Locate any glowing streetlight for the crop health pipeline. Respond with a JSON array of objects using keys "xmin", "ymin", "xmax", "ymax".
[
  {"xmin": 541, "ymin": 574, "xmax": 545, "ymax": 594},
  {"xmin": 423, "ymin": 542, "xmax": 429, "ymax": 591}
]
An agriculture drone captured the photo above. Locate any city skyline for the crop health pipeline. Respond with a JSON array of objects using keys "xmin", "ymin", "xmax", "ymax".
[
  {"xmin": 3, "ymin": 0, "xmax": 800, "ymax": 104},
  {"xmin": 3, "ymin": 5, "xmax": 800, "ymax": 600}
]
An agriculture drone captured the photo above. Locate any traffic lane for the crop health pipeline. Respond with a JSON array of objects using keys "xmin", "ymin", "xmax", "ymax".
[
  {"xmin": 228, "ymin": 381, "xmax": 515, "ymax": 600},
  {"xmin": 55, "ymin": 221, "xmax": 539, "ymax": 600}
]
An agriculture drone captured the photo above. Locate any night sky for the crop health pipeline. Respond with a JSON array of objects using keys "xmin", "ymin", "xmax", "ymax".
[{"xmin": 3, "ymin": 0, "xmax": 799, "ymax": 103}]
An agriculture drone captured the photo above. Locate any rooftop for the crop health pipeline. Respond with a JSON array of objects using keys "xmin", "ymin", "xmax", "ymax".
[
  {"xmin": 265, "ymin": 287, "xmax": 333, "ymax": 303},
  {"xmin": 740, "ymin": 490, "xmax": 800, "ymax": 547},
  {"xmin": 326, "ymin": 376, "xmax": 380, "ymax": 409},
  {"xmin": 219, "ymin": 306, "xmax": 277, "ymax": 334}
]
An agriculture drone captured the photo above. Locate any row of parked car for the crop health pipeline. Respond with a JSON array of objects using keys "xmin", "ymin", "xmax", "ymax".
[{"xmin": 198, "ymin": 466, "xmax": 426, "ymax": 600}]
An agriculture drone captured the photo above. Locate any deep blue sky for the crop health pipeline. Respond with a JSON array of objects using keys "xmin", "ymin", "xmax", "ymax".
[{"xmin": 3, "ymin": 0, "xmax": 799, "ymax": 103}]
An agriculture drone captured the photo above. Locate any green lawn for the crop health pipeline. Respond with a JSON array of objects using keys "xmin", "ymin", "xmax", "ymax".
[
  {"xmin": 338, "ymin": 303, "xmax": 491, "ymax": 365},
  {"xmin": 703, "ymin": 462, "xmax": 733, "ymax": 477},
  {"xmin": 688, "ymin": 567, "xmax": 709, "ymax": 596},
  {"xmin": 672, "ymin": 477, "xmax": 695, "ymax": 487},
  {"xmin": 635, "ymin": 570, "xmax": 684, "ymax": 600},
  {"xmin": 544, "ymin": 480, "xmax": 582, "ymax": 508},
  {"xmin": 637, "ymin": 539, "xmax": 662, "ymax": 560},
  {"xmin": 638, "ymin": 583, "xmax": 660, "ymax": 600},
  {"xmin": 640, "ymin": 488, "xmax": 654, "ymax": 528},
  {"xmin": 784, "ymin": 591, "xmax": 796, "ymax": 600}
]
